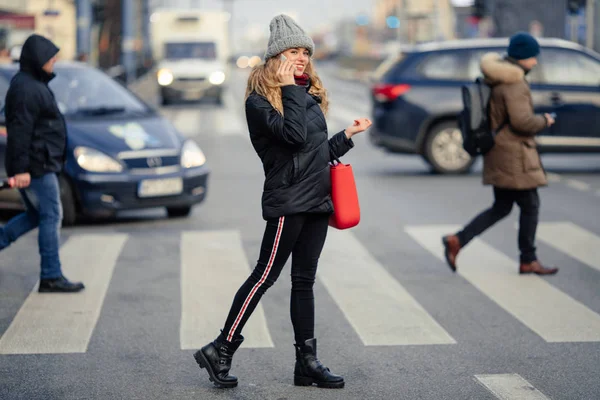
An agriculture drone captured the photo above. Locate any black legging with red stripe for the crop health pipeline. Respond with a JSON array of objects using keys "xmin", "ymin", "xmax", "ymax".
[{"xmin": 222, "ymin": 213, "xmax": 329, "ymax": 345}]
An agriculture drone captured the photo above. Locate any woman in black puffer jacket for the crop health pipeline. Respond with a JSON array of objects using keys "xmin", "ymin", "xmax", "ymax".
[{"xmin": 193, "ymin": 14, "xmax": 371, "ymax": 390}]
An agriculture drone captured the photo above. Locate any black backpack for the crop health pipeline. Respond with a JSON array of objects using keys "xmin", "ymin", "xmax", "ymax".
[{"xmin": 458, "ymin": 77, "xmax": 507, "ymax": 156}]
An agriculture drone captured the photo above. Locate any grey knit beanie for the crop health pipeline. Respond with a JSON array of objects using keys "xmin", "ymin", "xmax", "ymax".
[{"xmin": 264, "ymin": 14, "xmax": 315, "ymax": 59}]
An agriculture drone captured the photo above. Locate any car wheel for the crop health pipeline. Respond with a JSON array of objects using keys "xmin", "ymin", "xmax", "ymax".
[
  {"xmin": 59, "ymin": 176, "xmax": 78, "ymax": 226},
  {"xmin": 424, "ymin": 121, "xmax": 475, "ymax": 174},
  {"xmin": 167, "ymin": 206, "xmax": 192, "ymax": 218}
]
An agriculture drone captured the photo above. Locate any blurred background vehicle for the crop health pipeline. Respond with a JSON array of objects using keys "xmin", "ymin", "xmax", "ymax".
[
  {"xmin": 151, "ymin": 9, "xmax": 231, "ymax": 105},
  {"xmin": 0, "ymin": 61, "xmax": 210, "ymax": 225},
  {"xmin": 368, "ymin": 38, "xmax": 600, "ymax": 174}
]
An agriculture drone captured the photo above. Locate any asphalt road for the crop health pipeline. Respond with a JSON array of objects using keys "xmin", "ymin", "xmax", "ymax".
[{"xmin": 1, "ymin": 62, "xmax": 599, "ymax": 400}]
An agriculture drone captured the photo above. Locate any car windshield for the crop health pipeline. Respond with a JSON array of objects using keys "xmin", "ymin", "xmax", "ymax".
[
  {"xmin": 49, "ymin": 66, "xmax": 150, "ymax": 117},
  {"xmin": 165, "ymin": 42, "xmax": 216, "ymax": 60}
]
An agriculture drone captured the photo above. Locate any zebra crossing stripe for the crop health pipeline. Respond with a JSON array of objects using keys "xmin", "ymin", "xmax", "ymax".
[
  {"xmin": 318, "ymin": 229, "xmax": 456, "ymax": 346},
  {"xmin": 0, "ymin": 234, "xmax": 128, "ymax": 354},
  {"xmin": 406, "ymin": 225, "xmax": 600, "ymax": 343},
  {"xmin": 536, "ymin": 222, "xmax": 600, "ymax": 273},
  {"xmin": 475, "ymin": 374, "xmax": 550, "ymax": 400},
  {"xmin": 180, "ymin": 230, "xmax": 274, "ymax": 349}
]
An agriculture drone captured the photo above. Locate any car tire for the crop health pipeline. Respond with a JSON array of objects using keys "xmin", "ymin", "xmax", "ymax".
[
  {"xmin": 424, "ymin": 121, "xmax": 475, "ymax": 174},
  {"xmin": 59, "ymin": 176, "xmax": 78, "ymax": 226},
  {"xmin": 167, "ymin": 206, "xmax": 192, "ymax": 218}
]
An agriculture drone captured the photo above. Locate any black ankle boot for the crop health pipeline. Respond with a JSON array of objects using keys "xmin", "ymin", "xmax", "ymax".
[
  {"xmin": 194, "ymin": 331, "xmax": 244, "ymax": 388},
  {"xmin": 294, "ymin": 338, "xmax": 344, "ymax": 389}
]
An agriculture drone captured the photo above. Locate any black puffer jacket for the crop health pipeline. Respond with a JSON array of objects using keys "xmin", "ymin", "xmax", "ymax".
[
  {"xmin": 246, "ymin": 84, "xmax": 354, "ymax": 220},
  {"xmin": 4, "ymin": 34, "xmax": 66, "ymax": 178}
]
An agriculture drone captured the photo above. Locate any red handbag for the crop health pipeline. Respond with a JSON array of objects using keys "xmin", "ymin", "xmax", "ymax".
[{"xmin": 328, "ymin": 153, "xmax": 360, "ymax": 230}]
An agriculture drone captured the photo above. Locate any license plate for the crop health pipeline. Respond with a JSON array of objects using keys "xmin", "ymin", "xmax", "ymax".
[
  {"xmin": 138, "ymin": 178, "xmax": 183, "ymax": 198},
  {"xmin": 183, "ymin": 90, "xmax": 202, "ymax": 100}
]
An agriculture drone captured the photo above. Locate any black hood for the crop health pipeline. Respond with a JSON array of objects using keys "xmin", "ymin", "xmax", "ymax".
[{"xmin": 19, "ymin": 34, "xmax": 60, "ymax": 83}]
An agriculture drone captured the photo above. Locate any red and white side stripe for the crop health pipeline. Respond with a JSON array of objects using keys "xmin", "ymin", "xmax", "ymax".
[{"xmin": 227, "ymin": 216, "xmax": 285, "ymax": 342}]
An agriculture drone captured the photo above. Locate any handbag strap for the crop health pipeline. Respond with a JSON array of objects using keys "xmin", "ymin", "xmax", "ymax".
[{"xmin": 329, "ymin": 148, "xmax": 341, "ymax": 165}]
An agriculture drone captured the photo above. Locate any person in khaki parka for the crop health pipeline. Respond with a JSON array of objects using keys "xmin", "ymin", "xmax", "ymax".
[{"xmin": 443, "ymin": 32, "xmax": 558, "ymax": 275}]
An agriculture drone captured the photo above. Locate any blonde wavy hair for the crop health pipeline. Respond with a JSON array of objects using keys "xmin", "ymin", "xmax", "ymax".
[{"xmin": 245, "ymin": 56, "xmax": 329, "ymax": 116}]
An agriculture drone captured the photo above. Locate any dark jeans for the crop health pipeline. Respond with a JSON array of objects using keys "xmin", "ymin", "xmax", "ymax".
[
  {"xmin": 457, "ymin": 187, "xmax": 540, "ymax": 263},
  {"xmin": 222, "ymin": 213, "xmax": 329, "ymax": 345},
  {"xmin": 0, "ymin": 173, "xmax": 63, "ymax": 279}
]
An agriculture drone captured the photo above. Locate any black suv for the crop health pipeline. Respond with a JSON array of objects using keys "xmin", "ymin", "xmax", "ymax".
[{"xmin": 369, "ymin": 38, "xmax": 600, "ymax": 174}]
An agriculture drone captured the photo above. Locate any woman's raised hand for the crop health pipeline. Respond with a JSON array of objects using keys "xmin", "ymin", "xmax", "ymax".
[
  {"xmin": 277, "ymin": 58, "xmax": 296, "ymax": 86},
  {"xmin": 344, "ymin": 118, "xmax": 372, "ymax": 138}
]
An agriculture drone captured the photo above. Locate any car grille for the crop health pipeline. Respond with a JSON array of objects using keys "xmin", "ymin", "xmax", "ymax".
[
  {"xmin": 176, "ymin": 77, "xmax": 206, "ymax": 82},
  {"xmin": 118, "ymin": 150, "xmax": 181, "ymax": 174},
  {"xmin": 122, "ymin": 155, "xmax": 179, "ymax": 169}
]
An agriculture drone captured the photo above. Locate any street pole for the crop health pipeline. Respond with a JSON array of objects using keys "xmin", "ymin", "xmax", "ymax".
[
  {"xmin": 75, "ymin": 0, "xmax": 92, "ymax": 60},
  {"xmin": 586, "ymin": 0, "xmax": 595, "ymax": 49},
  {"xmin": 395, "ymin": 0, "xmax": 402, "ymax": 42},
  {"xmin": 434, "ymin": 0, "xmax": 440, "ymax": 41},
  {"xmin": 223, "ymin": 0, "xmax": 234, "ymax": 57},
  {"xmin": 121, "ymin": 0, "xmax": 136, "ymax": 84},
  {"xmin": 141, "ymin": 0, "xmax": 152, "ymax": 68}
]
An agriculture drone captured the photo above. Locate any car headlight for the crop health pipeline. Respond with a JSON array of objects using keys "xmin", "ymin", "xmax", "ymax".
[
  {"xmin": 157, "ymin": 68, "xmax": 174, "ymax": 86},
  {"xmin": 180, "ymin": 140, "xmax": 206, "ymax": 168},
  {"xmin": 209, "ymin": 71, "xmax": 225, "ymax": 85},
  {"xmin": 74, "ymin": 146, "xmax": 123, "ymax": 173}
]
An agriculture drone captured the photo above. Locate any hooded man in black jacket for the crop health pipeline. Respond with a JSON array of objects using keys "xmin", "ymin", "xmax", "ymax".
[{"xmin": 0, "ymin": 34, "xmax": 84, "ymax": 293}]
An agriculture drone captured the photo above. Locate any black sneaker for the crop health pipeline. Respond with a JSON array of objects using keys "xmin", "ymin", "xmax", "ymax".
[{"xmin": 39, "ymin": 276, "xmax": 85, "ymax": 293}]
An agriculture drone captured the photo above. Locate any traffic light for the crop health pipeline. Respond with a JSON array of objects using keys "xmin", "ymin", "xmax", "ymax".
[
  {"xmin": 473, "ymin": 0, "xmax": 487, "ymax": 18},
  {"xmin": 567, "ymin": 0, "xmax": 586, "ymax": 15}
]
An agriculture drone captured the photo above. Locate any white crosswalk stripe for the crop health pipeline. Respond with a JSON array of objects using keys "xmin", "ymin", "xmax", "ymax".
[
  {"xmin": 406, "ymin": 224, "xmax": 600, "ymax": 343},
  {"xmin": 536, "ymin": 222, "xmax": 600, "ymax": 273},
  {"xmin": 475, "ymin": 374, "xmax": 550, "ymax": 400},
  {"xmin": 180, "ymin": 230, "xmax": 273, "ymax": 349},
  {"xmin": 0, "ymin": 234, "xmax": 128, "ymax": 354},
  {"xmin": 319, "ymin": 229, "xmax": 456, "ymax": 346}
]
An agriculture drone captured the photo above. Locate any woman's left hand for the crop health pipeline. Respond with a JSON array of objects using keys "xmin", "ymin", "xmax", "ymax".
[{"xmin": 344, "ymin": 118, "xmax": 372, "ymax": 139}]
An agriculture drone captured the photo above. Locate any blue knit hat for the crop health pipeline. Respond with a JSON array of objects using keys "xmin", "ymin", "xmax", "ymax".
[{"xmin": 507, "ymin": 32, "xmax": 540, "ymax": 60}]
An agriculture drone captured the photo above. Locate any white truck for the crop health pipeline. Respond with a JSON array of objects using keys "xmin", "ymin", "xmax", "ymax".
[{"xmin": 150, "ymin": 9, "xmax": 230, "ymax": 105}]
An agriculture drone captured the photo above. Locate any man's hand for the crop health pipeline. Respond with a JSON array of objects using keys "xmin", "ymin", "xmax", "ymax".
[
  {"xmin": 544, "ymin": 113, "xmax": 555, "ymax": 127},
  {"xmin": 344, "ymin": 118, "xmax": 372, "ymax": 139},
  {"xmin": 12, "ymin": 173, "xmax": 31, "ymax": 189}
]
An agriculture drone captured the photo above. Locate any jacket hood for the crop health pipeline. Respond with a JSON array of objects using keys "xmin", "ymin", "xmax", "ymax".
[
  {"xmin": 480, "ymin": 52, "xmax": 524, "ymax": 85},
  {"xmin": 19, "ymin": 34, "xmax": 59, "ymax": 82}
]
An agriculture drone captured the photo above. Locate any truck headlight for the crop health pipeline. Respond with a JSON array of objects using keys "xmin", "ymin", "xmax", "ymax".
[
  {"xmin": 157, "ymin": 68, "xmax": 174, "ymax": 86},
  {"xmin": 180, "ymin": 140, "xmax": 206, "ymax": 168},
  {"xmin": 75, "ymin": 147, "xmax": 123, "ymax": 173},
  {"xmin": 209, "ymin": 71, "xmax": 225, "ymax": 85}
]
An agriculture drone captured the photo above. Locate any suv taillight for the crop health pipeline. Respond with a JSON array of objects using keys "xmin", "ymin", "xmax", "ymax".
[{"xmin": 372, "ymin": 83, "xmax": 411, "ymax": 102}]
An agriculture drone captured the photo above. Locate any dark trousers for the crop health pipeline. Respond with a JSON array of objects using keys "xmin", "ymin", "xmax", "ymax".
[
  {"xmin": 222, "ymin": 213, "xmax": 329, "ymax": 344},
  {"xmin": 457, "ymin": 187, "xmax": 540, "ymax": 263}
]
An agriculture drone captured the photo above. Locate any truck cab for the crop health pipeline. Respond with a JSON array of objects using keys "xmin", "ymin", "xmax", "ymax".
[{"xmin": 151, "ymin": 10, "xmax": 230, "ymax": 105}]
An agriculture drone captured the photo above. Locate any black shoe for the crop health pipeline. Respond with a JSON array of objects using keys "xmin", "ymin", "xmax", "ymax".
[
  {"xmin": 294, "ymin": 338, "xmax": 344, "ymax": 389},
  {"xmin": 194, "ymin": 331, "xmax": 244, "ymax": 388},
  {"xmin": 38, "ymin": 276, "xmax": 85, "ymax": 293}
]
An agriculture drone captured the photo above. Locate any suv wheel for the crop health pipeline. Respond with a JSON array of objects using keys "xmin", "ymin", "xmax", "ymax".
[{"xmin": 424, "ymin": 121, "xmax": 475, "ymax": 174}]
